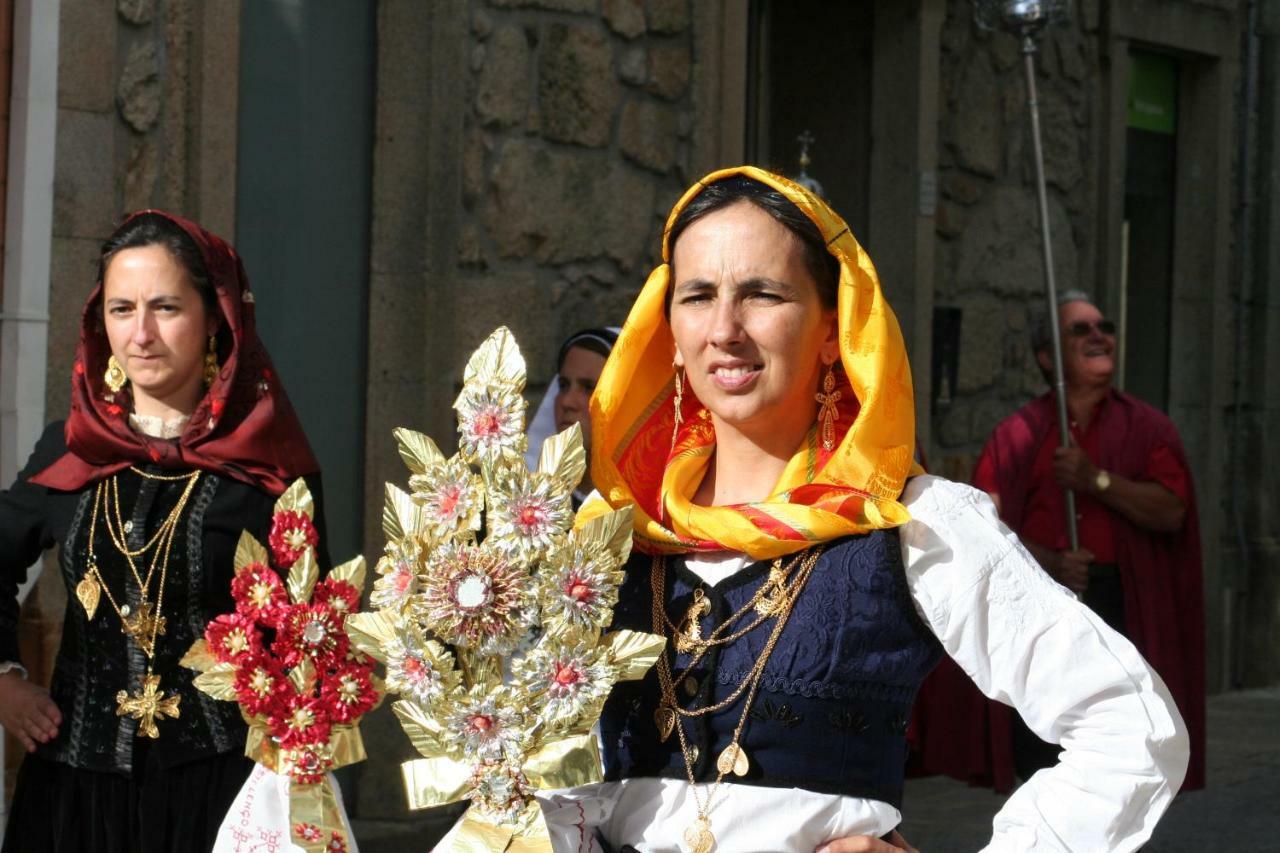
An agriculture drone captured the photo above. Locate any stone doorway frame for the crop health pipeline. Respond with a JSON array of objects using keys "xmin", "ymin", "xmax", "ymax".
[
  {"xmin": 1098, "ymin": 2, "xmax": 1242, "ymax": 694},
  {"xmin": 708, "ymin": 0, "xmax": 944, "ymax": 448}
]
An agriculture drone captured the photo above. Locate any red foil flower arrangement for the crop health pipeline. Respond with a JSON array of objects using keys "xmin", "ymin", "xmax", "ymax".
[{"xmin": 183, "ymin": 479, "xmax": 379, "ymax": 853}]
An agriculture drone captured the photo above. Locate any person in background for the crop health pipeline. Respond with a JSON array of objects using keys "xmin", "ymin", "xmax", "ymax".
[
  {"xmin": 524, "ymin": 327, "xmax": 619, "ymax": 506},
  {"xmin": 0, "ymin": 211, "xmax": 327, "ymax": 852},
  {"xmin": 914, "ymin": 289, "xmax": 1205, "ymax": 794}
]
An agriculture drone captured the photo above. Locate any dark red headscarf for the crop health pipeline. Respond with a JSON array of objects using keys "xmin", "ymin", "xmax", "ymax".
[{"xmin": 31, "ymin": 210, "xmax": 320, "ymax": 496}]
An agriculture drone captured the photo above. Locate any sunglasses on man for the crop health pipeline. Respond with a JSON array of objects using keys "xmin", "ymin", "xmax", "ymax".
[{"xmin": 1065, "ymin": 318, "xmax": 1117, "ymax": 337}]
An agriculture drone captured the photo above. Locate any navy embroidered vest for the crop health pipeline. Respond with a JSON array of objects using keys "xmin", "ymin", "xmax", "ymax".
[{"xmin": 600, "ymin": 528, "xmax": 943, "ymax": 808}]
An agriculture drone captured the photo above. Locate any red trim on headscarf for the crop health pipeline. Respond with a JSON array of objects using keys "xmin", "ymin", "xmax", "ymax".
[{"xmin": 31, "ymin": 210, "xmax": 320, "ymax": 496}]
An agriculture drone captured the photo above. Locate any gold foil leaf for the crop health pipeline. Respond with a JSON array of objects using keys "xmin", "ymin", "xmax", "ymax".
[
  {"xmin": 383, "ymin": 483, "xmax": 423, "ymax": 544},
  {"xmin": 288, "ymin": 657, "xmax": 316, "ymax": 694},
  {"xmin": 245, "ymin": 722, "xmax": 280, "ymax": 770},
  {"xmin": 523, "ymin": 731, "xmax": 604, "ymax": 791},
  {"xmin": 536, "ymin": 422, "xmax": 586, "ymax": 491},
  {"xmin": 393, "ymin": 699, "xmax": 448, "ymax": 757},
  {"xmin": 394, "ymin": 427, "xmax": 447, "ymax": 475},
  {"xmin": 276, "ymin": 477, "xmax": 315, "ymax": 519},
  {"xmin": 192, "ymin": 662, "xmax": 238, "ymax": 700},
  {"xmin": 345, "ymin": 610, "xmax": 398, "ymax": 662},
  {"xmin": 401, "ymin": 756, "xmax": 474, "ymax": 811},
  {"xmin": 461, "ymin": 326, "xmax": 526, "ymax": 391},
  {"xmin": 605, "ymin": 629, "xmax": 667, "ymax": 681},
  {"xmin": 179, "ymin": 638, "xmax": 216, "ymax": 673},
  {"xmin": 576, "ymin": 505, "xmax": 634, "ymax": 563},
  {"xmin": 289, "ymin": 779, "xmax": 348, "ymax": 853},
  {"xmin": 329, "ymin": 555, "xmax": 367, "ymax": 592},
  {"xmin": 329, "ymin": 724, "xmax": 368, "ymax": 770},
  {"xmin": 287, "ymin": 547, "xmax": 319, "ymax": 604},
  {"xmin": 234, "ymin": 531, "xmax": 269, "ymax": 573}
]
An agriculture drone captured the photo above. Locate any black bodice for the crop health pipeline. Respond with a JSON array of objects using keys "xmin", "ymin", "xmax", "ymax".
[
  {"xmin": 1, "ymin": 421, "xmax": 326, "ymax": 774},
  {"xmin": 601, "ymin": 528, "xmax": 943, "ymax": 808}
]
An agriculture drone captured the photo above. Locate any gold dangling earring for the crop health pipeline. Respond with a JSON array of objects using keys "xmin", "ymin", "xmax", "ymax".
[
  {"xmin": 670, "ymin": 361, "xmax": 685, "ymax": 453},
  {"xmin": 104, "ymin": 355, "xmax": 127, "ymax": 395},
  {"xmin": 202, "ymin": 335, "xmax": 219, "ymax": 387},
  {"xmin": 815, "ymin": 361, "xmax": 842, "ymax": 452}
]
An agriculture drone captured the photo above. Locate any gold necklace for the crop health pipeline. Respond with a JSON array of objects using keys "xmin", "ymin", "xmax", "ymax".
[
  {"xmin": 74, "ymin": 469, "xmax": 200, "ymax": 738},
  {"xmin": 664, "ymin": 549, "xmax": 809, "ymax": 653},
  {"xmin": 649, "ymin": 546, "xmax": 823, "ymax": 853}
]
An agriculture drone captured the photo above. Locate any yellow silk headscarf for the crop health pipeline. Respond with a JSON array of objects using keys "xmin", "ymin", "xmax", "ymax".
[{"xmin": 579, "ymin": 166, "xmax": 920, "ymax": 560}]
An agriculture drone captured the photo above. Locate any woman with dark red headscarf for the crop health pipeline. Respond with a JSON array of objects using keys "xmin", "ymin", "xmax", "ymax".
[{"xmin": 0, "ymin": 211, "xmax": 325, "ymax": 852}]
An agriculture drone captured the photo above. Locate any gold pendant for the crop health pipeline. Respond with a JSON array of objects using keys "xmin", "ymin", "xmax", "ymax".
[
  {"xmin": 76, "ymin": 574, "xmax": 101, "ymax": 620},
  {"xmin": 675, "ymin": 591, "xmax": 710, "ymax": 653},
  {"xmin": 122, "ymin": 602, "xmax": 166, "ymax": 656},
  {"xmin": 683, "ymin": 816, "xmax": 715, "ymax": 853},
  {"xmin": 755, "ymin": 561, "xmax": 789, "ymax": 617},
  {"xmin": 716, "ymin": 743, "xmax": 750, "ymax": 777},
  {"xmin": 115, "ymin": 673, "xmax": 181, "ymax": 738},
  {"xmin": 654, "ymin": 704, "xmax": 676, "ymax": 742}
]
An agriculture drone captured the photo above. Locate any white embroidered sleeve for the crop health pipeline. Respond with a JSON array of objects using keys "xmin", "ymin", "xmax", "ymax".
[{"xmin": 900, "ymin": 476, "xmax": 1189, "ymax": 853}]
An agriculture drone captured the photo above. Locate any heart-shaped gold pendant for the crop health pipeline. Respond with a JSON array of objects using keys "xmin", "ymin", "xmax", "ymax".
[
  {"xmin": 716, "ymin": 743, "xmax": 749, "ymax": 777},
  {"xmin": 654, "ymin": 705, "xmax": 676, "ymax": 742},
  {"xmin": 76, "ymin": 575, "xmax": 101, "ymax": 620}
]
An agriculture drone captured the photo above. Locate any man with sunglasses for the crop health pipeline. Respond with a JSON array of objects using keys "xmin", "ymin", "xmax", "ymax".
[{"xmin": 912, "ymin": 290, "xmax": 1205, "ymax": 796}]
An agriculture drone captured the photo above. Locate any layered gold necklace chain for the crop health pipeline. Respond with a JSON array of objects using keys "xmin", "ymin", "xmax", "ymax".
[
  {"xmin": 74, "ymin": 467, "xmax": 201, "ymax": 738},
  {"xmin": 649, "ymin": 545, "xmax": 824, "ymax": 853}
]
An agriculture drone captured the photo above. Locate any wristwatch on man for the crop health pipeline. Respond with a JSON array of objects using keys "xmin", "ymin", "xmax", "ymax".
[{"xmin": 1094, "ymin": 469, "xmax": 1112, "ymax": 493}]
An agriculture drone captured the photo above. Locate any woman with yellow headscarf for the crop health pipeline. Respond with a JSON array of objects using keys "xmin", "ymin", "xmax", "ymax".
[{"xmin": 558, "ymin": 168, "xmax": 1188, "ymax": 852}]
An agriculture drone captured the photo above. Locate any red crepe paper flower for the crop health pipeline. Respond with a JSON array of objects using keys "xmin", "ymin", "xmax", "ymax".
[
  {"xmin": 205, "ymin": 613, "xmax": 262, "ymax": 664},
  {"xmin": 320, "ymin": 665, "xmax": 377, "ymax": 724},
  {"xmin": 294, "ymin": 824, "xmax": 323, "ymax": 843},
  {"xmin": 278, "ymin": 603, "xmax": 349, "ymax": 669},
  {"xmin": 233, "ymin": 653, "xmax": 287, "ymax": 719},
  {"xmin": 313, "ymin": 578, "xmax": 360, "ymax": 619},
  {"xmin": 327, "ymin": 834, "xmax": 348, "ymax": 853},
  {"xmin": 270, "ymin": 510, "xmax": 318, "ymax": 568},
  {"xmin": 278, "ymin": 695, "xmax": 333, "ymax": 749},
  {"xmin": 280, "ymin": 741, "xmax": 334, "ymax": 785},
  {"xmin": 231, "ymin": 564, "xmax": 288, "ymax": 626}
]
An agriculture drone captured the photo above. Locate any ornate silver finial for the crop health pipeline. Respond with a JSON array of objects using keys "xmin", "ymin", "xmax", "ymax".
[{"xmin": 974, "ymin": 0, "xmax": 1071, "ymax": 50}]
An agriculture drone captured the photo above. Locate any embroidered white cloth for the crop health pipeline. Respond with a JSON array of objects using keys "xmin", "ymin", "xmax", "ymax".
[
  {"xmin": 534, "ymin": 476, "xmax": 1188, "ymax": 853},
  {"xmin": 213, "ymin": 764, "xmax": 358, "ymax": 853}
]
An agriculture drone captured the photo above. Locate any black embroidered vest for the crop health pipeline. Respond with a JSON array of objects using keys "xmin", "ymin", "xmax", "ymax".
[{"xmin": 600, "ymin": 528, "xmax": 943, "ymax": 808}]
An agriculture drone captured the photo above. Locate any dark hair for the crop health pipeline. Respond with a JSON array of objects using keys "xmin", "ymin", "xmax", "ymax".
[
  {"xmin": 556, "ymin": 327, "xmax": 619, "ymax": 370},
  {"xmin": 99, "ymin": 212, "xmax": 218, "ymax": 319},
  {"xmin": 666, "ymin": 176, "xmax": 840, "ymax": 310}
]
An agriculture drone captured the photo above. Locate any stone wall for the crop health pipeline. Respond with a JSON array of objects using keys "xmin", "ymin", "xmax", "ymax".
[
  {"xmin": 928, "ymin": 1, "xmax": 1103, "ymax": 481},
  {"xmin": 459, "ymin": 0, "xmax": 701, "ymax": 389}
]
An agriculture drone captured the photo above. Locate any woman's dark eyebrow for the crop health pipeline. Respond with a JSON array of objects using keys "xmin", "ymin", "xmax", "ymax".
[
  {"xmin": 736, "ymin": 276, "xmax": 798, "ymax": 295},
  {"xmin": 672, "ymin": 277, "xmax": 714, "ymax": 292}
]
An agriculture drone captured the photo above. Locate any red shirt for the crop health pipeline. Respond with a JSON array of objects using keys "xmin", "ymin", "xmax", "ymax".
[{"xmin": 973, "ymin": 396, "xmax": 1190, "ymax": 561}]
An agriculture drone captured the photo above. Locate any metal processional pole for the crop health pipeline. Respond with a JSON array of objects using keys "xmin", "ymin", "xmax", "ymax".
[{"xmin": 974, "ymin": 0, "xmax": 1078, "ymax": 549}]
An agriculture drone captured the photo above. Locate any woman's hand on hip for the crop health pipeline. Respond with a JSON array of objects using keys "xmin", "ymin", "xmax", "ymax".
[
  {"xmin": 816, "ymin": 829, "xmax": 918, "ymax": 853},
  {"xmin": 0, "ymin": 670, "xmax": 62, "ymax": 752}
]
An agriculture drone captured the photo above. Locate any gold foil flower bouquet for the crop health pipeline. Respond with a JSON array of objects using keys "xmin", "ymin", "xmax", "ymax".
[
  {"xmin": 183, "ymin": 479, "xmax": 380, "ymax": 853},
  {"xmin": 346, "ymin": 327, "xmax": 663, "ymax": 850}
]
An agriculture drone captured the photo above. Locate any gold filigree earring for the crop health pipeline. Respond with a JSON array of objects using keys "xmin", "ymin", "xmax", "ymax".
[
  {"xmin": 104, "ymin": 355, "xmax": 127, "ymax": 395},
  {"xmin": 202, "ymin": 335, "xmax": 219, "ymax": 387},
  {"xmin": 815, "ymin": 361, "xmax": 842, "ymax": 452},
  {"xmin": 670, "ymin": 361, "xmax": 685, "ymax": 453}
]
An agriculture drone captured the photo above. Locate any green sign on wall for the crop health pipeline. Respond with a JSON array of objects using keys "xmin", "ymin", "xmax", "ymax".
[{"xmin": 1129, "ymin": 52, "xmax": 1178, "ymax": 135}]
